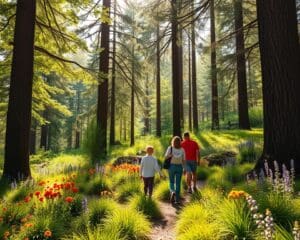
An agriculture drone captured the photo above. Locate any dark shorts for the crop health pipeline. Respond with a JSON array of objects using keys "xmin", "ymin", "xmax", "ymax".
[{"xmin": 186, "ymin": 161, "xmax": 197, "ymax": 173}]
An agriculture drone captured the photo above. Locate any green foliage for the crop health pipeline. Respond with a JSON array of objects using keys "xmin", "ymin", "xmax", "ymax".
[
  {"xmin": 82, "ymin": 119, "xmax": 103, "ymax": 164},
  {"xmin": 196, "ymin": 167, "xmax": 210, "ymax": 181},
  {"xmin": 87, "ymin": 199, "xmax": 118, "ymax": 226},
  {"xmin": 129, "ymin": 195, "xmax": 162, "ymax": 219},
  {"xmin": 217, "ymin": 199, "xmax": 255, "ymax": 239},
  {"xmin": 66, "ymin": 227, "xmax": 124, "ymax": 240},
  {"xmin": 115, "ymin": 177, "xmax": 141, "ymax": 202},
  {"xmin": 237, "ymin": 140, "xmax": 260, "ymax": 164},
  {"xmin": 176, "ymin": 203, "xmax": 221, "ymax": 240},
  {"xmin": 249, "ymin": 107, "xmax": 263, "ymax": 128},
  {"xmin": 153, "ymin": 180, "xmax": 170, "ymax": 202},
  {"xmin": 103, "ymin": 208, "xmax": 151, "ymax": 240},
  {"xmin": 274, "ymin": 224, "xmax": 294, "ymax": 240},
  {"xmin": 78, "ymin": 174, "xmax": 111, "ymax": 196}
]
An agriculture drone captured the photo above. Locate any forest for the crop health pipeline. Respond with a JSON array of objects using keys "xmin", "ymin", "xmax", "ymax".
[{"xmin": 0, "ymin": 0, "xmax": 299, "ymax": 239}]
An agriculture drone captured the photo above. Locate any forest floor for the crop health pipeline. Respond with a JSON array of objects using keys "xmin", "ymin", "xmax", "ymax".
[{"xmin": 149, "ymin": 180, "xmax": 205, "ymax": 240}]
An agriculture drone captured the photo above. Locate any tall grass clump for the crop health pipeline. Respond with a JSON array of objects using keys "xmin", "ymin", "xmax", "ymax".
[
  {"xmin": 78, "ymin": 174, "xmax": 111, "ymax": 195},
  {"xmin": 249, "ymin": 107, "xmax": 263, "ymax": 128},
  {"xmin": 103, "ymin": 208, "xmax": 151, "ymax": 240},
  {"xmin": 67, "ymin": 228, "xmax": 124, "ymax": 240},
  {"xmin": 115, "ymin": 178, "xmax": 141, "ymax": 202},
  {"xmin": 129, "ymin": 195, "xmax": 162, "ymax": 219},
  {"xmin": 237, "ymin": 140, "xmax": 260, "ymax": 164},
  {"xmin": 87, "ymin": 199, "xmax": 118, "ymax": 226},
  {"xmin": 176, "ymin": 203, "xmax": 220, "ymax": 240},
  {"xmin": 217, "ymin": 198, "xmax": 255, "ymax": 239},
  {"xmin": 82, "ymin": 119, "xmax": 103, "ymax": 164},
  {"xmin": 153, "ymin": 180, "xmax": 170, "ymax": 202}
]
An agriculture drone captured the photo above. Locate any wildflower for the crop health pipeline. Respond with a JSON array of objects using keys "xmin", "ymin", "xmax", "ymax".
[
  {"xmin": 34, "ymin": 191, "xmax": 41, "ymax": 196},
  {"xmin": 39, "ymin": 197, "xmax": 44, "ymax": 202},
  {"xmin": 24, "ymin": 196, "xmax": 31, "ymax": 203},
  {"xmin": 25, "ymin": 222, "xmax": 34, "ymax": 228},
  {"xmin": 44, "ymin": 230, "xmax": 52, "ymax": 237},
  {"xmin": 72, "ymin": 187, "xmax": 79, "ymax": 193},
  {"xmin": 3, "ymin": 231, "xmax": 10, "ymax": 237},
  {"xmin": 293, "ymin": 221, "xmax": 300, "ymax": 240},
  {"xmin": 65, "ymin": 196, "xmax": 74, "ymax": 203},
  {"xmin": 38, "ymin": 180, "xmax": 46, "ymax": 186}
]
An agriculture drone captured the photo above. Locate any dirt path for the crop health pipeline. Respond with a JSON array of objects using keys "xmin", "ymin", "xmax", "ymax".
[{"xmin": 149, "ymin": 181, "xmax": 205, "ymax": 240}]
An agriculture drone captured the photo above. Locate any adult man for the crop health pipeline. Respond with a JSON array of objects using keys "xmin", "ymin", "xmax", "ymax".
[{"xmin": 181, "ymin": 132, "xmax": 200, "ymax": 193}]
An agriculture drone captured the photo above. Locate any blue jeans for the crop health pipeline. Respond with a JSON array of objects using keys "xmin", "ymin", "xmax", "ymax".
[{"xmin": 168, "ymin": 164, "xmax": 183, "ymax": 202}]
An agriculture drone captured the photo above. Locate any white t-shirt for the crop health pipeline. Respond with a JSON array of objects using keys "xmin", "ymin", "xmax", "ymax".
[
  {"xmin": 165, "ymin": 146, "xmax": 186, "ymax": 165},
  {"xmin": 140, "ymin": 155, "xmax": 161, "ymax": 177}
]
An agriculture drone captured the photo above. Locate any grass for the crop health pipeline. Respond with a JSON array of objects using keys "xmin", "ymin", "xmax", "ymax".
[
  {"xmin": 129, "ymin": 195, "xmax": 162, "ymax": 220},
  {"xmin": 103, "ymin": 208, "xmax": 151, "ymax": 240}
]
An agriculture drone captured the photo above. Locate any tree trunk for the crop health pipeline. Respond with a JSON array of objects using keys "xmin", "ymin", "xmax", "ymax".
[
  {"xmin": 75, "ymin": 87, "xmax": 81, "ymax": 149},
  {"xmin": 188, "ymin": 31, "xmax": 192, "ymax": 132},
  {"xmin": 210, "ymin": 0, "xmax": 219, "ymax": 130},
  {"xmin": 29, "ymin": 120, "xmax": 36, "ymax": 155},
  {"xmin": 234, "ymin": 0, "xmax": 251, "ymax": 129},
  {"xmin": 255, "ymin": 0, "xmax": 300, "ymax": 172},
  {"xmin": 171, "ymin": 0, "xmax": 182, "ymax": 137},
  {"xmin": 3, "ymin": 0, "xmax": 36, "ymax": 180},
  {"xmin": 40, "ymin": 110, "xmax": 49, "ymax": 150},
  {"xmin": 144, "ymin": 74, "xmax": 150, "ymax": 134},
  {"xmin": 109, "ymin": 0, "xmax": 117, "ymax": 146},
  {"xmin": 191, "ymin": 0, "xmax": 199, "ymax": 132},
  {"xmin": 130, "ymin": 45, "xmax": 135, "ymax": 146},
  {"xmin": 97, "ymin": 0, "xmax": 111, "ymax": 155},
  {"xmin": 178, "ymin": 28, "xmax": 184, "ymax": 130},
  {"xmin": 156, "ymin": 21, "xmax": 162, "ymax": 137}
]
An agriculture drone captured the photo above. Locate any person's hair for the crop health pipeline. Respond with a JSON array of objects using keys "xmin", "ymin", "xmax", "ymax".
[
  {"xmin": 146, "ymin": 145, "xmax": 154, "ymax": 152},
  {"xmin": 183, "ymin": 132, "xmax": 190, "ymax": 138},
  {"xmin": 171, "ymin": 136, "xmax": 181, "ymax": 149}
]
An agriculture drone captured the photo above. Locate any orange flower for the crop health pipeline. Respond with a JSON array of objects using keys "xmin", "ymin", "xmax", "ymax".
[
  {"xmin": 39, "ymin": 197, "xmax": 44, "ymax": 202},
  {"xmin": 38, "ymin": 181, "xmax": 46, "ymax": 186},
  {"xmin": 24, "ymin": 196, "xmax": 31, "ymax": 203},
  {"xmin": 65, "ymin": 196, "xmax": 73, "ymax": 203},
  {"xmin": 3, "ymin": 231, "xmax": 10, "ymax": 237},
  {"xmin": 25, "ymin": 222, "xmax": 34, "ymax": 228},
  {"xmin": 34, "ymin": 191, "xmax": 41, "ymax": 196},
  {"xmin": 44, "ymin": 230, "xmax": 52, "ymax": 237},
  {"xmin": 72, "ymin": 187, "xmax": 79, "ymax": 193},
  {"xmin": 24, "ymin": 237, "xmax": 29, "ymax": 240}
]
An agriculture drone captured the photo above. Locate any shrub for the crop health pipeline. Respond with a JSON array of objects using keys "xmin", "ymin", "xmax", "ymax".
[
  {"xmin": 217, "ymin": 198, "xmax": 255, "ymax": 239},
  {"xmin": 176, "ymin": 203, "xmax": 221, "ymax": 240},
  {"xmin": 129, "ymin": 195, "xmax": 162, "ymax": 220},
  {"xmin": 103, "ymin": 208, "xmax": 151, "ymax": 240},
  {"xmin": 79, "ymin": 175, "xmax": 110, "ymax": 196},
  {"xmin": 153, "ymin": 180, "xmax": 170, "ymax": 202},
  {"xmin": 202, "ymin": 151, "xmax": 237, "ymax": 166},
  {"xmin": 223, "ymin": 165, "xmax": 244, "ymax": 183},
  {"xmin": 237, "ymin": 140, "xmax": 259, "ymax": 164},
  {"xmin": 115, "ymin": 178, "xmax": 141, "ymax": 202},
  {"xmin": 258, "ymin": 192, "xmax": 300, "ymax": 230},
  {"xmin": 87, "ymin": 199, "xmax": 118, "ymax": 226},
  {"xmin": 206, "ymin": 167, "xmax": 232, "ymax": 191},
  {"xmin": 196, "ymin": 167, "xmax": 210, "ymax": 181},
  {"xmin": 82, "ymin": 119, "xmax": 104, "ymax": 164},
  {"xmin": 249, "ymin": 107, "xmax": 263, "ymax": 128},
  {"xmin": 66, "ymin": 227, "xmax": 124, "ymax": 240}
]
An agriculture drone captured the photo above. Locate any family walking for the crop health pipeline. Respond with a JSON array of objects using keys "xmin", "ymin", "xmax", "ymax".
[{"xmin": 139, "ymin": 132, "xmax": 200, "ymax": 205}]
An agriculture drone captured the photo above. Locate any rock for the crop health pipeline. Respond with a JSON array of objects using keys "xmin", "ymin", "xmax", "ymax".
[{"xmin": 202, "ymin": 151, "xmax": 237, "ymax": 166}]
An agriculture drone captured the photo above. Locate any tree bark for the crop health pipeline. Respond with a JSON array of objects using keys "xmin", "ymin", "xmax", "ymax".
[
  {"xmin": 29, "ymin": 120, "xmax": 36, "ymax": 155},
  {"xmin": 97, "ymin": 0, "xmax": 111, "ymax": 155},
  {"xmin": 171, "ymin": 0, "xmax": 182, "ymax": 137},
  {"xmin": 109, "ymin": 0, "xmax": 117, "ymax": 146},
  {"xmin": 255, "ymin": 0, "xmax": 300, "ymax": 172},
  {"xmin": 156, "ymin": 21, "xmax": 162, "ymax": 137},
  {"xmin": 191, "ymin": 0, "xmax": 199, "ymax": 132},
  {"xmin": 75, "ymin": 87, "xmax": 81, "ymax": 149},
  {"xmin": 210, "ymin": 0, "xmax": 219, "ymax": 130},
  {"xmin": 188, "ymin": 31, "xmax": 192, "ymax": 132},
  {"xmin": 40, "ymin": 110, "xmax": 49, "ymax": 150},
  {"xmin": 144, "ymin": 74, "xmax": 150, "ymax": 134},
  {"xmin": 130, "ymin": 45, "xmax": 135, "ymax": 146},
  {"xmin": 3, "ymin": 0, "xmax": 36, "ymax": 180},
  {"xmin": 234, "ymin": 0, "xmax": 251, "ymax": 129}
]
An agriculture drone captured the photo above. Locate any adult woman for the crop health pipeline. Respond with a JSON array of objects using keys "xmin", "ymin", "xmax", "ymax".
[{"xmin": 164, "ymin": 136, "xmax": 186, "ymax": 204}]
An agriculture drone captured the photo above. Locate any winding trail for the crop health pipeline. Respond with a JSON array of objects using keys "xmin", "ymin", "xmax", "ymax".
[{"xmin": 149, "ymin": 181, "xmax": 205, "ymax": 240}]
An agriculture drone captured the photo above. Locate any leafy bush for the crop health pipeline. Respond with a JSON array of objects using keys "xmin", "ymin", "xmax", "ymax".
[
  {"xmin": 103, "ymin": 208, "xmax": 151, "ymax": 240},
  {"xmin": 153, "ymin": 180, "xmax": 170, "ymax": 202},
  {"xmin": 87, "ymin": 199, "xmax": 118, "ymax": 226},
  {"xmin": 217, "ymin": 198, "xmax": 255, "ymax": 239},
  {"xmin": 176, "ymin": 203, "xmax": 220, "ymax": 240},
  {"xmin": 196, "ymin": 167, "xmax": 210, "ymax": 181},
  {"xmin": 237, "ymin": 140, "xmax": 259, "ymax": 164},
  {"xmin": 115, "ymin": 178, "xmax": 141, "ymax": 202},
  {"xmin": 249, "ymin": 107, "xmax": 263, "ymax": 128},
  {"xmin": 82, "ymin": 119, "xmax": 104, "ymax": 164},
  {"xmin": 129, "ymin": 195, "xmax": 162, "ymax": 219}
]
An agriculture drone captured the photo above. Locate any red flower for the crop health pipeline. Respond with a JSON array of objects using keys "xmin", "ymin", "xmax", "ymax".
[
  {"xmin": 24, "ymin": 196, "xmax": 31, "ymax": 203},
  {"xmin": 64, "ymin": 196, "xmax": 73, "ymax": 203},
  {"xmin": 39, "ymin": 197, "xmax": 44, "ymax": 202},
  {"xmin": 34, "ymin": 191, "xmax": 41, "ymax": 196},
  {"xmin": 44, "ymin": 230, "xmax": 52, "ymax": 237},
  {"xmin": 71, "ymin": 187, "xmax": 79, "ymax": 193}
]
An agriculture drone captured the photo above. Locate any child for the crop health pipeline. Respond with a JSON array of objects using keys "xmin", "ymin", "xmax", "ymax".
[{"xmin": 140, "ymin": 146, "xmax": 163, "ymax": 198}]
